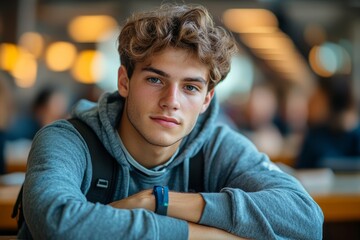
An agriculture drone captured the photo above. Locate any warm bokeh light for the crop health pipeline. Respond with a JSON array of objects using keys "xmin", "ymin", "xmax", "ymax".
[
  {"xmin": 240, "ymin": 32, "xmax": 294, "ymax": 52},
  {"xmin": 222, "ymin": 7, "xmax": 319, "ymax": 86},
  {"xmin": 0, "ymin": 43, "xmax": 19, "ymax": 71},
  {"xmin": 18, "ymin": 32, "xmax": 45, "ymax": 59},
  {"xmin": 11, "ymin": 48, "xmax": 37, "ymax": 88},
  {"xmin": 239, "ymin": 31, "xmax": 312, "ymax": 83},
  {"xmin": 71, "ymin": 50, "xmax": 102, "ymax": 84},
  {"xmin": 91, "ymin": 51, "xmax": 107, "ymax": 83},
  {"xmin": 309, "ymin": 46, "xmax": 333, "ymax": 77},
  {"xmin": 309, "ymin": 42, "xmax": 352, "ymax": 77},
  {"xmin": 45, "ymin": 41, "xmax": 77, "ymax": 71},
  {"xmin": 68, "ymin": 15, "xmax": 118, "ymax": 42},
  {"xmin": 0, "ymin": 43, "xmax": 37, "ymax": 87},
  {"xmin": 223, "ymin": 9, "xmax": 278, "ymax": 33}
]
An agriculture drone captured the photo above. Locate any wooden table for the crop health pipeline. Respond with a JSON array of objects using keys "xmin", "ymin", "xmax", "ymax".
[
  {"xmin": 5, "ymin": 157, "xmax": 27, "ymax": 173},
  {"xmin": 304, "ymin": 172, "xmax": 360, "ymax": 222}
]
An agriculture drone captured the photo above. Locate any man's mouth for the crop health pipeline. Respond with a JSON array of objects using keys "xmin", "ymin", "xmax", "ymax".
[{"xmin": 150, "ymin": 116, "xmax": 180, "ymax": 127}]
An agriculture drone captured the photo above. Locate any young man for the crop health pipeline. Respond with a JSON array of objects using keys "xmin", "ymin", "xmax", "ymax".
[{"xmin": 19, "ymin": 4, "xmax": 323, "ymax": 239}]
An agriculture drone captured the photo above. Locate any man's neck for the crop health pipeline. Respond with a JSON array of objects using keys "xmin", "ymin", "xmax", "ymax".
[{"xmin": 121, "ymin": 136, "xmax": 179, "ymax": 169}]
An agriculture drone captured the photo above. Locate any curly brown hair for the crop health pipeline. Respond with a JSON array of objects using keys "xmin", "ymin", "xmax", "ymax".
[{"xmin": 118, "ymin": 4, "xmax": 238, "ymax": 90}]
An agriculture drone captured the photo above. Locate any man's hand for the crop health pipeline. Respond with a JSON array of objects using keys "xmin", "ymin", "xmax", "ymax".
[{"xmin": 109, "ymin": 189, "xmax": 155, "ymax": 211}]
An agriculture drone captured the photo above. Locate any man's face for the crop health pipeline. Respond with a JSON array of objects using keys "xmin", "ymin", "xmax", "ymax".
[{"xmin": 118, "ymin": 47, "xmax": 214, "ymax": 148}]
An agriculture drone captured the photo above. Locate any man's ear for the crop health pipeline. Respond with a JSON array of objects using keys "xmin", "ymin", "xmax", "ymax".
[
  {"xmin": 118, "ymin": 66, "xmax": 129, "ymax": 98},
  {"xmin": 200, "ymin": 89, "xmax": 215, "ymax": 113}
]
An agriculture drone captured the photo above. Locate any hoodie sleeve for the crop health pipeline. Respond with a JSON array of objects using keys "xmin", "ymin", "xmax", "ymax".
[
  {"xmin": 21, "ymin": 120, "xmax": 188, "ymax": 240},
  {"xmin": 198, "ymin": 126, "xmax": 324, "ymax": 240}
]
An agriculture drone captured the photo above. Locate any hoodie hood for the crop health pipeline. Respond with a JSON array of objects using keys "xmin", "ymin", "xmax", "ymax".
[{"xmin": 71, "ymin": 90, "xmax": 219, "ymax": 168}]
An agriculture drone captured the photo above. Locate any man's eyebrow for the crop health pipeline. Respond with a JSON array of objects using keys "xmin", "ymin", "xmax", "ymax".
[
  {"xmin": 142, "ymin": 66, "xmax": 207, "ymax": 85},
  {"xmin": 184, "ymin": 77, "xmax": 207, "ymax": 86},
  {"xmin": 142, "ymin": 67, "xmax": 170, "ymax": 78}
]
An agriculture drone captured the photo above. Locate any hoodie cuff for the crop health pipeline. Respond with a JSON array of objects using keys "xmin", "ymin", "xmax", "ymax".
[
  {"xmin": 156, "ymin": 215, "xmax": 188, "ymax": 240},
  {"xmin": 199, "ymin": 192, "xmax": 233, "ymax": 229}
]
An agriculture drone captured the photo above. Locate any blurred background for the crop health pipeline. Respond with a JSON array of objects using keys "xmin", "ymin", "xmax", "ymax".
[{"xmin": 0, "ymin": 0, "xmax": 360, "ymax": 238}]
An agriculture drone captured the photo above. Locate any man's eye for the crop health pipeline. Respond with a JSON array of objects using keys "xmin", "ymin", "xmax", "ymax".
[
  {"xmin": 185, "ymin": 85, "xmax": 199, "ymax": 92},
  {"xmin": 147, "ymin": 77, "xmax": 161, "ymax": 84}
]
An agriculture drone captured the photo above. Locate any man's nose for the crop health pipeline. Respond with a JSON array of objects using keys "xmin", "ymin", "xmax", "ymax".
[{"xmin": 159, "ymin": 85, "xmax": 180, "ymax": 110}]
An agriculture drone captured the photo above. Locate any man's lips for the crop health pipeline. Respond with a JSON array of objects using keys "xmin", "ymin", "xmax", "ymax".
[{"xmin": 150, "ymin": 116, "xmax": 180, "ymax": 125}]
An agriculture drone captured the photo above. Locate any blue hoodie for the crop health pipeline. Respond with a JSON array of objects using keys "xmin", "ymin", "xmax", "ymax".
[{"xmin": 19, "ymin": 91, "xmax": 323, "ymax": 239}]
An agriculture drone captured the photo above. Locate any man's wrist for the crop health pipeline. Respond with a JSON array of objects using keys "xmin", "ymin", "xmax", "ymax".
[{"xmin": 168, "ymin": 192, "xmax": 205, "ymax": 223}]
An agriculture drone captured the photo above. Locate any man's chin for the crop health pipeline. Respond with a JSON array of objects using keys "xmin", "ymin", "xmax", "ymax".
[{"xmin": 145, "ymin": 136, "xmax": 183, "ymax": 148}]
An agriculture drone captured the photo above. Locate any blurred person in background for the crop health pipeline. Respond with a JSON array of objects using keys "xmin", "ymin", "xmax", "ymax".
[
  {"xmin": 7, "ymin": 85, "xmax": 71, "ymax": 140},
  {"xmin": 29, "ymin": 86, "xmax": 71, "ymax": 137},
  {"xmin": 273, "ymin": 86, "xmax": 310, "ymax": 166},
  {"xmin": 239, "ymin": 83, "xmax": 284, "ymax": 158},
  {"xmin": 2, "ymin": 85, "xmax": 71, "ymax": 176},
  {"xmin": 295, "ymin": 74, "xmax": 360, "ymax": 169}
]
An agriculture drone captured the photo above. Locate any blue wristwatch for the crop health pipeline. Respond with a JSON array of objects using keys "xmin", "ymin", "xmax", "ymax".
[{"xmin": 153, "ymin": 186, "xmax": 169, "ymax": 215}]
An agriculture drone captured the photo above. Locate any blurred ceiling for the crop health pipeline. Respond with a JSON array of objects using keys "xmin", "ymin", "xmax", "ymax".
[{"xmin": 1, "ymin": 0, "xmax": 359, "ymax": 95}]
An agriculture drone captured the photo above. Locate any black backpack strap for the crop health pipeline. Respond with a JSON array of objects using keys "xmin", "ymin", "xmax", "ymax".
[
  {"xmin": 188, "ymin": 149, "xmax": 204, "ymax": 192},
  {"xmin": 68, "ymin": 118, "xmax": 118, "ymax": 204}
]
